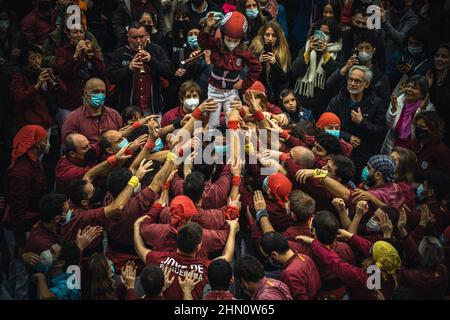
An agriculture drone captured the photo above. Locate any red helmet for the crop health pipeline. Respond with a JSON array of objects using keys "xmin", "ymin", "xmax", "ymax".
[{"xmin": 220, "ymin": 11, "xmax": 248, "ymax": 39}]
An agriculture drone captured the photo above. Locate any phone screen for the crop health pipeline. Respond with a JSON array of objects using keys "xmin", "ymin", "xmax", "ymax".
[{"xmin": 264, "ymin": 43, "xmax": 272, "ymax": 53}]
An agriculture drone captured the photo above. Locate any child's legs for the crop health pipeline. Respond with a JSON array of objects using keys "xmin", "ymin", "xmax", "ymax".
[{"xmin": 207, "ymin": 84, "xmax": 226, "ymax": 130}]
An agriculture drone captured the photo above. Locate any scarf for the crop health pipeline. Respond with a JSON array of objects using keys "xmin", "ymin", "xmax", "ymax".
[
  {"xmin": 294, "ymin": 40, "xmax": 342, "ymax": 99},
  {"xmin": 396, "ymin": 98, "xmax": 423, "ymax": 140}
]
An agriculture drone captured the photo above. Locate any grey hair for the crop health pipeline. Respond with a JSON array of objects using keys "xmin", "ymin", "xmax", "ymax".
[
  {"xmin": 349, "ymin": 65, "xmax": 373, "ymax": 82},
  {"xmin": 418, "ymin": 236, "xmax": 444, "ymax": 268}
]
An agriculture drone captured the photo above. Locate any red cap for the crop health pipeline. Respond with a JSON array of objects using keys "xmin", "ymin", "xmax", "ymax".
[
  {"xmin": 316, "ymin": 112, "xmax": 341, "ymax": 129},
  {"xmin": 267, "ymin": 173, "xmax": 293, "ymax": 209},
  {"xmin": 170, "ymin": 195, "xmax": 198, "ymax": 228},
  {"xmin": 220, "ymin": 11, "xmax": 248, "ymax": 39},
  {"xmin": 245, "ymin": 81, "xmax": 266, "ymax": 96}
]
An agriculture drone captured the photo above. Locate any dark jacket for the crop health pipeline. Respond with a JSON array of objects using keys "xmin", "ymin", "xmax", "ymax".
[
  {"xmin": 106, "ymin": 42, "xmax": 174, "ymax": 114},
  {"xmin": 255, "ymin": 53, "xmax": 290, "ymax": 104},
  {"xmin": 327, "ymin": 65, "xmax": 391, "ymax": 109},
  {"xmin": 112, "ymin": 0, "xmax": 165, "ymax": 48},
  {"xmin": 326, "ymin": 87, "xmax": 387, "ymax": 170}
]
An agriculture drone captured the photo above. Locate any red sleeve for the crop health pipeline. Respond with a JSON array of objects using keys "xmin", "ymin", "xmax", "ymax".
[
  {"xmin": 122, "ymin": 187, "xmax": 156, "ymax": 219},
  {"xmin": 203, "ymin": 228, "xmax": 229, "ymax": 253},
  {"xmin": 10, "ymin": 73, "xmax": 38, "ymax": 107},
  {"xmin": 55, "ymin": 161, "xmax": 92, "ymax": 183},
  {"xmin": 347, "ymin": 234, "xmax": 373, "ymax": 258},
  {"xmin": 144, "ymin": 202, "xmax": 164, "ymax": 224},
  {"xmin": 77, "ymin": 207, "xmax": 106, "ymax": 226},
  {"xmin": 399, "ymin": 234, "xmax": 422, "ymax": 266},
  {"xmin": 311, "ymin": 240, "xmax": 369, "ymax": 289},
  {"xmin": 55, "ymin": 47, "xmax": 86, "ymax": 79},
  {"xmin": 170, "ymin": 174, "xmax": 184, "ymax": 196},
  {"xmin": 145, "ymin": 250, "xmax": 164, "ymax": 265},
  {"xmin": 197, "ymin": 31, "xmax": 219, "ymax": 51},
  {"xmin": 203, "ymin": 166, "xmax": 232, "ymax": 208},
  {"xmin": 240, "ymin": 50, "xmax": 262, "ymax": 92},
  {"xmin": 194, "ymin": 207, "xmax": 227, "ymax": 230},
  {"xmin": 90, "ymin": 49, "xmax": 106, "ymax": 77}
]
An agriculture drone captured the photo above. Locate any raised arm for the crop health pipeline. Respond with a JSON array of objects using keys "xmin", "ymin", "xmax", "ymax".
[
  {"xmin": 215, "ymin": 218, "xmax": 240, "ymax": 263},
  {"xmin": 134, "ymin": 215, "xmax": 152, "ymax": 263}
]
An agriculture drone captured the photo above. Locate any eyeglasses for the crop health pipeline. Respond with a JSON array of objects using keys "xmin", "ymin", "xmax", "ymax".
[{"xmin": 347, "ymin": 77, "xmax": 364, "ymax": 85}]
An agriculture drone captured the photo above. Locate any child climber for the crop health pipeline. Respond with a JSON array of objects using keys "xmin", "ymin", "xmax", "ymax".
[{"xmin": 198, "ymin": 11, "xmax": 262, "ymax": 130}]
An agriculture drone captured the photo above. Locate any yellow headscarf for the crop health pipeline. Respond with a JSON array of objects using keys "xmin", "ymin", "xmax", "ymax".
[{"xmin": 372, "ymin": 241, "xmax": 401, "ymax": 286}]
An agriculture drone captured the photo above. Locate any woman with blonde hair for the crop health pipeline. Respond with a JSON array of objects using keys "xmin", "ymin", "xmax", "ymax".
[{"xmin": 250, "ymin": 20, "xmax": 291, "ymax": 104}]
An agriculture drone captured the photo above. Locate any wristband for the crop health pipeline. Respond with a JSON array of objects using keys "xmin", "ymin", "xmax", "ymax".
[
  {"xmin": 256, "ymin": 209, "xmax": 269, "ymax": 223},
  {"xmin": 125, "ymin": 147, "xmax": 134, "ymax": 156},
  {"xmin": 172, "ymin": 118, "xmax": 182, "ymax": 129},
  {"xmin": 280, "ymin": 130, "xmax": 289, "ymax": 140},
  {"xmin": 279, "ymin": 152, "xmax": 291, "ymax": 162},
  {"xmin": 232, "ymin": 176, "xmax": 241, "ymax": 186},
  {"xmin": 144, "ymin": 140, "xmax": 155, "ymax": 151},
  {"xmin": 226, "ymin": 205, "xmax": 240, "ymax": 220},
  {"xmin": 254, "ymin": 110, "xmax": 265, "ymax": 122},
  {"xmin": 166, "ymin": 152, "xmax": 177, "ymax": 163},
  {"xmin": 245, "ymin": 143, "xmax": 255, "ymax": 154},
  {"xmin": 128, "ymin": 176, "xmax": 140, "ymax": 189},
  {"xmin": 312, "ymin": 169, "xmax": 328, "ymax": 179},
  {"xmin": 107, "ymin": 155, "xmax": 118, "ymax": 166},
  {"xmin": 228, "ymin": 120, "xmax": 239, "ymax": 130},
  {"xmin": 132, "ymin": 121, "xmax": 142, "ymax": 129},
  {"xmin": 192, "ymin": 108, "xmax": 203, "ymax": 120},
  {"xmin": 163, "ymin": 181, "xmax": 171, "ymax": 191}
]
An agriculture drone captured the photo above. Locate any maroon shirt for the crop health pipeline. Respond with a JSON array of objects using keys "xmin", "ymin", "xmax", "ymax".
[
  {"xmin": 102, "ymin": 188, "xmax": 156, "ymax": 267},
  {"xmin": 157, "ymin": 206, "xmax": 227, "ymax": 231},
  {"xmin": 20, "ymin": 9, "xmax": 56, "ymax": 45},
  {"xmin": 280, "ymin": 252, "xmax": 322, "ymax": 300},
  {"xmin": 251, "ymin": 278, "xmax": 293, "ymax": 300},
  {"xmin": 55, "ymin": 156, "xmax": 94, "ymax": 194},
  {"xmin": 61, "ymin": 207, "xmax": 106, "ymax": 248},
  {"xmin": 132, "ymin": 72, "xmax": 152, "ymax": 113},
  {"xmin": 61, "ymin": 105, "xmax": 123, "ymax": 144},
  {"xmin": 203, "ymin": 291, "xmax": 235, "ymax": 300},
  {"xmin": 145, "ymin": 250, "xmax": 210, "ymax": 300},
  {"xmin": 10, "ymin": 72, "xmax": 65, "ymax": 129},
  {"xmin": 414, "ymin": 142, "xmax": 450, "ymax": 181},
  {"xmin": 161, "ymin": 105, "xmax": 188, "ymax": 128},
  {"xmin": 197, "ymin": 31, "xmax": 262, "ymax": 92},
  {"xmin": 23, "ymin": 222, "xmax": 59, "ymax": 254},
  {"xmin": 55, "ymin": 44, "xmax": 105, "ymax": 111}
]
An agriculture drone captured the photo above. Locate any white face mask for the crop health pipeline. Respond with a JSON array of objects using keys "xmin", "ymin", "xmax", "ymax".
[
  {"xmin": 183, "ymin": 98, "xmax": 200, "ymax": 110},
  {"xmin": 134, "ymin": 182, "xmax": 142, "ymax": 194},
  {"xmin": 0, "ymin": 20, "xmax": 10, "ymax": 32},
  {"xmin": 40, "ymin": 249, "xmax": 53, "ymax": 268},
  {"xmin": 366, "ymin": 217, "xmax": 381, "ymax": 232},
  {"xmin": 224, "ymin": 38, "xmax": 240, "ymax": 51}
]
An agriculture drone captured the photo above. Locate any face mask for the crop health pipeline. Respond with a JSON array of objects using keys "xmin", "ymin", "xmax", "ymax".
[
  {"xmin": 108, "ymin": 258, "xmax": 115, "ymax": 276},
  {"xmin": 325, "ymin": 129, "xmax": 340, "ymax": 139},
  {"xmin": 246, "ymin": 8, "xmax": 259, "ymax": 19},
  {"xmin": 183, "ymin": 97, "xmax": 200, "ymax": 110},
  {"xmin": 64, "ymin": 209, "xmax": 72, "ymax": 225},
  {"xmin": 90, "ymin": 93, "xmax": 106, "ymax": 108},
  {"xmin": 408, "ymin": 46, "xmax": 423, "ymax": 55},
  {"xmin": 134, "ymin": 182, "xmax": 142, "ymax": 194},
  {"xmin": 0, "ymin": 20, "xmax": 10, "ymax": 32},
  {"xmin": 416, "ymin": 184, "xmax": 425, "ymax": 202},
  {"xmin": 224, "ymin": 38, "xmax": 240, "ymax": 51},
  {"xmin": 144, "ymin": 25, "xmax": 154, "ymax": 34},
  {"xmin": 40, "ymin": 250, "xmax": 53, "ymax": 268},
  {"xmin": 118, "ymin": 138, "xmax": 129, "ymax": 150},
  {"xmin": 366, "ymin": 217, "xmax": 381, "ymax": 232},
  {"xmin": 358, "ymin": 51, "xmax": 373, "ymax": 62},
  {"xmin": 361, "ymin": 166, "xmax": 369, "ymax": 182},
  {"xmin": 414, "ymin": 127, "xmax": 429, "ymax": 140},
  {"xmin": 214, "ymin": 145, "xmax": 228, "ymax": 154},
  {"xmin": 187, "ymin": 35, "xmax": 199, "ymax": 48},
  {"xmin": 152, "ymin": 138, "xmax": 163, "ymax": 152},
  {"xmin": 262, "ymin": 176, "xmax": 269, "ymax": 192},
  {"xmin": 83, "ymin": 148, "xmax": 97, "ymax": 164}
]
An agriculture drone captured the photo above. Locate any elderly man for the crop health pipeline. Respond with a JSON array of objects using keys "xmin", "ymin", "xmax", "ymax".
[
  {"xmin": 326, "ymin": 66, "xmax": 386, "ymax": 178},
  {"xmin": 107, "ymin": 21, "xmax": 174, "ymax": 115},
  {"xmin": 61, "ymin": 78, "xmax": 124, "ymax": 144}
]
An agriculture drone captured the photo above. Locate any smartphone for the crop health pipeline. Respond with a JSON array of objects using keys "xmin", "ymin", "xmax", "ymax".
[
  {"xmin": 313, "ymin": 30, "xmax": 326, "ymax": 42},
  {"xmin": 264, "ymin": 43, "xmax": 273, "ymax": 53},
  {"xmin": 352, "ymin": 48, "xmax": 359, "ymax": 57}
]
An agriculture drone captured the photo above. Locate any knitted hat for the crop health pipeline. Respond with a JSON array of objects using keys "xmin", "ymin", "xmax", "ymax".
[
  {"xmin": 316, "ymin": 112, "xmax": 341, "ymax": 129},
  {"xmin": 368, "ymin": 155, "xmax": 396, "ymax": 183},
  {"xmin": 220, "ymin": 11, "xmax": 248, "ymax": 39},
  {"xmin": 170, "ymin": 195, "xmax": 198, "ymax": 228},
  {"xmin": 267, "ymin": 173, "xmax": 292, "ymax": 209},
  {"xmin": 372, "ymin": 241, "xmax": 401, "ymax": 285}
]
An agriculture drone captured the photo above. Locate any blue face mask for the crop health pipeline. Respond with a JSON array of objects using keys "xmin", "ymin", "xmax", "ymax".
[
  {"xmin": 408, "ymin": 46, "xmax": 423, "ymax": 55},
  {"xmin": 152, "ymin": 138, "xmax": 163, "ymax": 152},
  {"xmin": 262, "ymin": 176, "xmax": 269, "ymax": 192},
  {"xmin": 246, "ymin": 8, "xmax": 259, "ymax": 19},
  {"xmin": 90, "ymin": 93, "xmax": 106, "ymax": 108},
  {"xmin": 361, "ymin": 166, "xmax": 369, "ymax": 182},
  {"xmin": 118, "ymin": 138, "xmax": 129, "ymax": 150},
  {"xmin": 64, "ymin": 210, "xmax": 72, "ymax": 225},
  {"xmin": 187, "ymin": 35, "xmax": 198, "ymax": 48},
  {"xmin": 325, "ymin": 129, "xmax": 340, "ymax": 139},
  {"xmin": 214, "ymin": 145, "xmax": 228, "ymax": 154}
]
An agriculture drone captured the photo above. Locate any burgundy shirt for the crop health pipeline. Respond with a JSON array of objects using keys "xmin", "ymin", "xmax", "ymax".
[
  {"xmin": 280, "ymin": 252, "xmax": 322, "ymax": 300},
  {"xmin": 61, "ymin": 105, "xmax": 123, "ymax": 144},
  {"xmin": 251, "ymin": 278, "xmax": 293, "ymax": 300},
  {"xmin": 23, "ymin": 222, "xmax": 59, "ymax": 254},
  {"xmin": 157, "ymin": 206, "xmax": 227, "ymax": 231},
  {"xmin": 20, "ymin": 9, "xmax": 56, "ymax": 45},
  {"xmin": 414, "ymin": 142, "xmax": 450, "ymax": 181},
  {"xmin": 132, "ymin": 71, "xmax": 152, "ymax": 113},
  {"xmin": 145, "ymin": 250, "xmax": 210, "ymax": 300},
  {"xmin": 56, "ymin": 44, "xmax": 105, "ymax": 111},
  {"xmin": 161, "ymin": 105, "xmax": 188, "ymax": 128},
  {"xmin": 203, "ymin": 291, "xmax": 235, "ymax": 300},
  {"xmin": 55, "ymin": 156, "xmax": 94, "ymax": 194}
]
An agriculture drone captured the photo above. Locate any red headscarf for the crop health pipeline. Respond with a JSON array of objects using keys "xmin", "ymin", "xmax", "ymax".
[
  {"xmin": 267, "ymin": 173, "xmax": 292, "ymax": 209},
  {"xmin": 316, "ymin": 112, "xmax": 341, "ymax": 129},
  {"xmin": 9, "ymin": 125, "xmax": 47, "ymax": 169},
  {"xmin": 170, "ymin": 195, "xmax": 198, "ymax": 228}
]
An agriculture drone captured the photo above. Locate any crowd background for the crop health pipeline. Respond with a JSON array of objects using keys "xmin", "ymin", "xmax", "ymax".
[{"xmin": 0, "ymin": 0, "xmax": 450, "ymax": 301}]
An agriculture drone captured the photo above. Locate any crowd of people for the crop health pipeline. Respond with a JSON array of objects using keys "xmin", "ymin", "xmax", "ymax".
[{"xmin": 0, "ymin": 0, "xmax": 450, "ymax": 301}]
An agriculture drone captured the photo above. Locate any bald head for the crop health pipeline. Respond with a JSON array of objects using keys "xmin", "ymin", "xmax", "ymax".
[
  {"xmin": 63, "ymin": 133, "xmax": 90, "ymax": 157},
  {"xmin": 290, "ymin": 146, "xmax": 315, "ymax": 169},
  {"xmin": 85, "ymin": 78, "xmax": 105, "ymax": 91},
  {"xmin": 99, "ymin": 130, "xmax": 125, "ymax": 155}
]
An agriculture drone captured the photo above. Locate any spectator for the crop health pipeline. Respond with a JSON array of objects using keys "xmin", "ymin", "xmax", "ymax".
[
  {"xmin": 279, "ymin": 89, "xmax": 314, "ymax": 124},
  {"xmin": 203, "ymin": 259, "xmax": 235, "ymax": 300},
  {"xmin": 187, "ymin": 0, "xmax": 221, "ymax": 28},
  {"xmin": 236, "ymin": 0, "xmax": 267, "ymax": 42},
  {"xmin": 20, "ymin": 0, "xmax": 57, "ymax": 46}
]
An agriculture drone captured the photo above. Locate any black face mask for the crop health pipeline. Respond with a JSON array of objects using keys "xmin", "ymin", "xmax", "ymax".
[
  {"xmin": 174, "ymin": 19, "xmax": 189, "ymax": 31},
  {"xmin": 145, "ymin": 25, "xmax": 154, "ymax": 34},
  {"xmin": 366, "ymin": 174, "xmax": 376, "ymax": 188},
  {"xmin": 415, "ymin": 127, "xmax": 430, "ymax": 140},
  {"xmin": 83, "ymin": 148, "xmax": 98, "ymax": 164}
]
